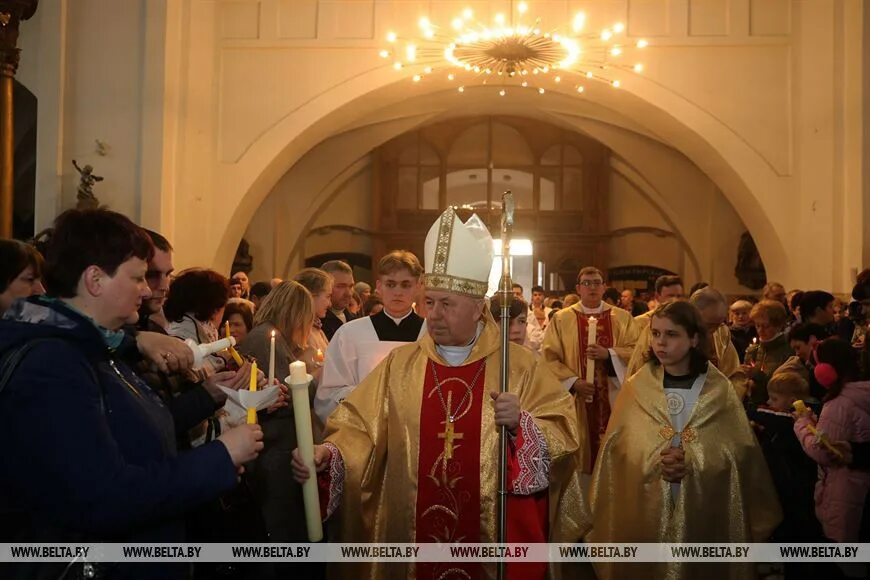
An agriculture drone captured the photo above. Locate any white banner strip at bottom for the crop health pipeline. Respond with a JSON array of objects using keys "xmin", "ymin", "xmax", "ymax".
[{"xmin": 0, "ymin": 543, "xmax": 866, "ymax": 563}]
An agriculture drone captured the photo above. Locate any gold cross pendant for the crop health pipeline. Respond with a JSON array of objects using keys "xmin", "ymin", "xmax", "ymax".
[{"xmin": 437, "ymin": 392, "xmax": 464, "ymax": 460}]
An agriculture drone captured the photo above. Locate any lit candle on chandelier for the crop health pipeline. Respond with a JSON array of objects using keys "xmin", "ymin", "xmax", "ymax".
[{"xmin": 585, "ymin": 316, "xmax": 597, "ymax": 403}]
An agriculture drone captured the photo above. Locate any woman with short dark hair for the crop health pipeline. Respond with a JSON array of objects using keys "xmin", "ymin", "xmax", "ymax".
[
  {"xmin": 0, "ymin": 209, "xmax": 263, "ymax": 579},
  {"xmin": 165, "ymin": 268, "xmax": 231, "ymax": 378},
  {"xmin": 0, "ymin": 239, "xmax": 45, "ymax": 312},
  {"xmin": 221, "ymin": 300, "xmax": 254, "ymax": 346}
]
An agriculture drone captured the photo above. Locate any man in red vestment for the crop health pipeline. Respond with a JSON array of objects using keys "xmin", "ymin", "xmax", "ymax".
[
  {"xmin": 541, "ymin": 267, "xmax": 639, "ymax": 473},
  {"xmin": 293, "ymin": 208, "xmax": 589, "ymax": 579}
]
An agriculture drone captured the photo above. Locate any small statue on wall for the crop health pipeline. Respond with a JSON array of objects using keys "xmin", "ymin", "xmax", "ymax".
[
  {"xmin": 72, "ymin": 160, "xmax": 103, "ymax": 210},
  {"xmin": 735, "ymin": 231, "xmax": 767, "ymax": 290}
]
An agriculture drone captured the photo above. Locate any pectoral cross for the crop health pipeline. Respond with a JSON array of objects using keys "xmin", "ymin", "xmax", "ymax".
[{"xmin": 438, "ymin": 391, "xmax": 464, "ymax": 460}]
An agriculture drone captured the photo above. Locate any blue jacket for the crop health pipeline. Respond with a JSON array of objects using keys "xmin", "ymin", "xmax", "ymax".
[{"xmin": 0, "ymin": 297, "xmax": 238, "ymax": 544}]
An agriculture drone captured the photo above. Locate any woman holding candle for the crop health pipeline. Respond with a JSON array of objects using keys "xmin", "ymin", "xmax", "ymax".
[
  {"xmin": 0, "ymin": 209, "xmax": 264, "ymax": 579},
  {"xmin": 238, "ymin": 280, "xmax": 320, "ymax": 549},
  {"xmin": 744, "ymin": 299, "xmax": 793, "ymax": 405},
  {"xmin": 588, "ymin": 300, "xmax": 780, "ymax": 580},
  {"xmin": 220, "ymin": 300, "xmax": 254, "ymax": 348},
  {"xmin": 164, "ymin": 268, "xmax": 232, "ymax": 380},
  {"xmin": 293, "ymin": 267, "xmax": 333, "ymax": 376}
]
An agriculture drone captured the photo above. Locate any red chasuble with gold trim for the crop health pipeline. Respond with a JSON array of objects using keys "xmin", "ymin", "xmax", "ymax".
[
  {"xmin": 415, "ymin": 359, "xmax": 548, "ymax": 580},
  {"xmin": 575, "ymin": 311, "xmax": 614, "ymax": 471}
]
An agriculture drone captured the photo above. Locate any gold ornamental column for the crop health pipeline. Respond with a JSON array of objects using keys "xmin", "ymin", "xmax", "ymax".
[{"xmin": 0, "ymin": 0, "xmax": 38, "ymax": 238}]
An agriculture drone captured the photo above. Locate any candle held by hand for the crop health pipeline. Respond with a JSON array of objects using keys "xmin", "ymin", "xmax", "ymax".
[
  {"xmin": 285, "ymin": 360, "xmax": 322, "ymax": 541},
  {"xmin": 268, "ymin": 330, "xmax": 276, "ymax": 386},
  {"xmin": 246, "ymin": 361, "xmax": 258, "ymax": 424},
  {"xmin": 584, "ymin": 316, "xmax": 597, "ymax": 403}
]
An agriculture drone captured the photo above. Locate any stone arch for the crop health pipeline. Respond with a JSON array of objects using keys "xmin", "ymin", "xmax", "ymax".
[{"xmin": 215, "ymin": 70, "xmax": 790, "ymax": 283}]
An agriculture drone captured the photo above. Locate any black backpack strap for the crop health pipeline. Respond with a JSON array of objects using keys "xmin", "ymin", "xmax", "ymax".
[
  {"xmin": 0, "ymin": 338, "xmax": 59, "ymax": 396},
  {"xmin": 0, "ymin": 337, "xmax": 102, "ymax": 405}
]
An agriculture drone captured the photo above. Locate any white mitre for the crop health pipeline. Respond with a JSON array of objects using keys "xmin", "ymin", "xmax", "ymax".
[{"xmin": 423, "ymin": 206, "xmax": 494, "ymax": 298}]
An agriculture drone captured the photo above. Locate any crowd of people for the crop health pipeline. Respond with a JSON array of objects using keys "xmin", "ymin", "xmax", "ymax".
[{"xmin": 2, "ymin": 206, "xmax": 870, "ymax": 580}]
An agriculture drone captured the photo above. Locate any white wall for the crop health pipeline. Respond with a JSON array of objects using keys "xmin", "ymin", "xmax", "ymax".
[
  {"xmin": 245, "ymin": 114, "xmax": 755, "ymax": 295},
  {"xmin": 23, "ymin": 0, "xmax": 869, "ymax": 294}
]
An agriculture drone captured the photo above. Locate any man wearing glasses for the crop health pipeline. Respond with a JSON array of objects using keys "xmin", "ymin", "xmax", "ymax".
[{"xmin": 542, "ymin": 267, "xmax": 639, "ymax": 474}]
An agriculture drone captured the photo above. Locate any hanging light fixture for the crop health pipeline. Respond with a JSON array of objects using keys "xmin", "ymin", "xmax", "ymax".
[{"xmin": 378, "ymin": 2, "xmax": 647, "ymax": 97}]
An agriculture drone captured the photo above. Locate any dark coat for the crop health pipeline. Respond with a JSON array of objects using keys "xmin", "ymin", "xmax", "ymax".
[
  {"xmin": 750, "ymin": 406, "xmax": 823, "ymax": 541},
  {"xmin": 0, "ymin": 298, "xmax": 237, "ymax": 576},
  {"xmin": 123, "ymin": 317, "xmax": 220, "ymax": 441},
  {"xmin": 320, "ymin": 308, "xmax": 358, "ymax": 341}
]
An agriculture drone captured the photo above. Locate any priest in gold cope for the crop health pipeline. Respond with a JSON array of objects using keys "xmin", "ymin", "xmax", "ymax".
[{"xmin": 292, "ymin": 207, "xmax": 589, "ymax": 580}]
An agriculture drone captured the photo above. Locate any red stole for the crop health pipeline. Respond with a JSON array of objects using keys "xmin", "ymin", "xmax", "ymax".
[
  {"xmin": 415, "ymin": 359, "xmax": 548, "ymax": 580},
  {"xmin": 576, "ymin": 310, "xmax": 614, "ymax": 471},
  {"xmin": 417, "ymin": 359, "xmax": 486, "ymax": 580}
]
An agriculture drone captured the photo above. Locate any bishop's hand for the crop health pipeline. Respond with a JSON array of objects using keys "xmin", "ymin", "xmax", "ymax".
[
  {"xmin": 660, "ymin": 447, "xmax": 687, "ymax": 483},
  {"xmin": 490, "ymin": 391, "xmax": 520, "ymax": 434},
  {"xmin": 572, "ymin": 379, "xmax": 596, "ymax": 399},
  {"xmin": 292, "ymin": 444, "xmax": 331, "ymax": 483}
]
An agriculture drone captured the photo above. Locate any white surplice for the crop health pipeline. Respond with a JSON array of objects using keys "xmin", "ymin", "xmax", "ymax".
[{"xmin": 314, "ymin": 311, "xmax": 427, "ymax": 424}]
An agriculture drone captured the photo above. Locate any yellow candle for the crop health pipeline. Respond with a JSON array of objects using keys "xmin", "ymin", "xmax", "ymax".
[
  {"xmin": 229, "ymin": 347, "xmax": 244, "ymax": 367},
  {"xmin": 246, "ymin": 361, "xmax": 258, "ymax": 425},
  {"xmin": 224, "ymin": 320, "xmax": 245, "ymax": 366},
  {"xmin": 793, "ymin": 400, "xmax": 843, "ymax": 459},
  {"xmin": 249, "ymin": 361, "xmax": 258, "ymax": 392}
]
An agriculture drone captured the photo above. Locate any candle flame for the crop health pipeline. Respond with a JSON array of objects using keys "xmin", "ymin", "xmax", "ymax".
[{"xmin": 271, "ymin": 329, "xmax": 276, "ymax": 338}]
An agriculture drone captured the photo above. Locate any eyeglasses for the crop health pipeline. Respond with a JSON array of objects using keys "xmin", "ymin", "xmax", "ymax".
[{"xmin": 578, "ymin": 280, "xmax": 603, "ymax": 288}]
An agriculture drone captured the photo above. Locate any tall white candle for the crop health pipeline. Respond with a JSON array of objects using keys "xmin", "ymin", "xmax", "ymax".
[
  {"xmin": 286, "ymin": 360, "xmax": 323, "ymax": 542},
  {"xmin": 268, "ymin": 329, "xmax": 276, "ymax": 386},
  {"xmin": 584, "ymin": 316, "xmax": 597, "ymax": 403}
]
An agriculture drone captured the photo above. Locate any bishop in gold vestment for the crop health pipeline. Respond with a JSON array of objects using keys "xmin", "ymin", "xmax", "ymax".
[
  {"xmin": 296, "ymin": 207, "xmax": 590, "ymax": 580},
  {"xmin": 587, "ymin": 362, "xmax": 781, "ymax": 580},
  {"xmin": 321, "ymin": 317, "xmax": 590, "ymax": 579}
]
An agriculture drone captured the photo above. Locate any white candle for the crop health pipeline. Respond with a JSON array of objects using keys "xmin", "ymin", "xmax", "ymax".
[
  {"xmin": 286, "ymin": 360, "xmax": 323, "ymax": 542},
  {"xmin": 585, "ymin": 316, "xmax": 597, "ymax": 403},
  {"xmin": 268, "ymin": 329, "xmax": 276, "ymax": 386},
  {"xmin": 185, "ymin": 336, "xmax": 236, "ymax": 369}
]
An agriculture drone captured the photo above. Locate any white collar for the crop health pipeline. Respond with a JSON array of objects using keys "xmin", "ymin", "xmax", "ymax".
[
  {"xmin": 436, "ymin": 322, "xmax": 484, "ymax": 367},
  {"xmin": 384, "ymin": 308, "xmax": 413, "ymax": 325},
  {"xmin": 580, "ymin": 302, "xmax": 605, "ymax": 314}
]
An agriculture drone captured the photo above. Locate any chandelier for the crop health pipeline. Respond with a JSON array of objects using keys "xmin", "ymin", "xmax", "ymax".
[{"xmin": 379, "ymin": 2, "xmax": 648, "ymax": 96}]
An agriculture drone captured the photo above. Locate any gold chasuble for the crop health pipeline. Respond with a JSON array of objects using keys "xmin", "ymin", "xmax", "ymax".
[
  {"xmin": 322, "ymin": 315, "xmax": 590, "ymax": 580},
  {"xmin": 541, "ymin": 303, "xmax": 638, "ymax": 473},
  {"xmin": 627, "ymin": 324, "xmax": 748, "ymax": 400},
  {"xmin": 587, "ymin": 362, "xmax": 781, "ymax": 580}
]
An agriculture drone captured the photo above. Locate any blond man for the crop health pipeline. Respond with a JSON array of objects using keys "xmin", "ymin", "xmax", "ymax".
[{"xmin": 315, "ymin": 250, "xmax": 426, "ymax": 423}]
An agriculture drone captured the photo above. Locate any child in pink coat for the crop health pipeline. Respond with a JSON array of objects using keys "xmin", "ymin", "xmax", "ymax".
[{"xmin": 794, "ymin": 338, "xmax": 870, "ymax": 542}]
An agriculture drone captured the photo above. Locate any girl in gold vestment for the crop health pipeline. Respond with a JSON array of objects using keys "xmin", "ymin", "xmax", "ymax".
[{"xmin": 588, "ymin": 301, "xmax": 781, "ymax": 580}]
